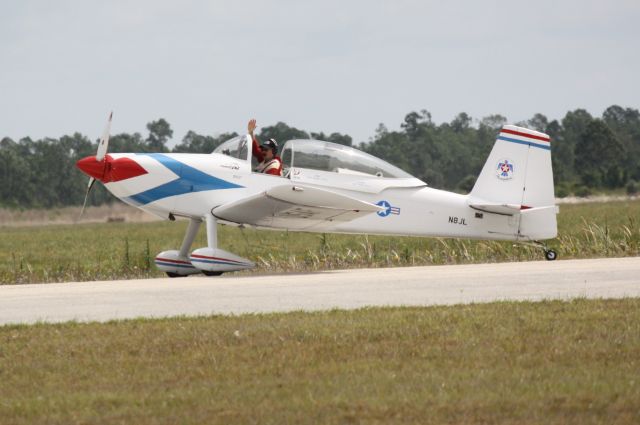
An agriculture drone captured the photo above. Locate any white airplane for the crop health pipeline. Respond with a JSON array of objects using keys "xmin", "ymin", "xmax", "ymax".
[{"xmin": 77, "ymin": 114, "xmax": 558, "ymax": 277}]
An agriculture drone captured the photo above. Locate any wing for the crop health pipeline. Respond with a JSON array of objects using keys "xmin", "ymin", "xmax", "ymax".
[{"xmin": 212, "ymin": 184, "xmax": 384, "ymax": 230}]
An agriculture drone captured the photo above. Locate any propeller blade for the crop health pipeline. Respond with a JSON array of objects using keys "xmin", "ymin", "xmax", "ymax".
[
  {"xmin": 96, "ymin": 111, "xmax": 113, "ymax": 161},
  {"xmin": 80, "ymin": 177, "xmax": 96, "ymax": 217}
]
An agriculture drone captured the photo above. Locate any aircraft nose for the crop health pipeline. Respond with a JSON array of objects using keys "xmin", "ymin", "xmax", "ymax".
[{"xmin": 76, "ymin": 155, "xmax": 106, "ymax": 181}]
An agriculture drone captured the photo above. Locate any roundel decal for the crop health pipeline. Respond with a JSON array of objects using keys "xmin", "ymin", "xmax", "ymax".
[
  {"xmin": 496, "ymin": 159, "xmax": 514, "ymax": 180},
  {"xmin": 375, "ymin": 200, "xmax": 401, "ymax": 217}
]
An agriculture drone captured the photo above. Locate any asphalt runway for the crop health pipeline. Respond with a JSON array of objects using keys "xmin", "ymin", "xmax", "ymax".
[{"xmin": 1, "ymin": 257, "xmax": 639, "ymax": 325}]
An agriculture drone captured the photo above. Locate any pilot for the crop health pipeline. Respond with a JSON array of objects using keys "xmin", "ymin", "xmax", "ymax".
[{"xmin": 248, "ymin": 119, "xmax": 283, "ymax": 176}]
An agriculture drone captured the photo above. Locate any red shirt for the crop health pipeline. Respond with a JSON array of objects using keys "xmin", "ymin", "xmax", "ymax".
[{"xmin": 252, "ymin": 135, "xmax": 282, "ymax": 176}]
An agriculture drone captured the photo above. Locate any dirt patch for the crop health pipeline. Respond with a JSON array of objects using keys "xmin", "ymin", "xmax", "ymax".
[{"xmin": 0, "ymin": 202, "xmax": 162, "ymax": 227}]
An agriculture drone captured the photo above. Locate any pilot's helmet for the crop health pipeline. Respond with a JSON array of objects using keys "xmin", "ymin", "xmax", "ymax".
[{"xmin": 261, "ymin": 138, "xmax": 278, "ymax": 153}]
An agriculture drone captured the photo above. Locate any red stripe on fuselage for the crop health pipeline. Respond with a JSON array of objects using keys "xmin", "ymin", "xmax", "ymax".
[{"xmin": 500, "ymin": 128, "xmax": 550, "ymax": 142}]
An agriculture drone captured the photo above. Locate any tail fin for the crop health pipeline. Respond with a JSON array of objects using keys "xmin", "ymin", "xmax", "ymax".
[
  {"xmin": 469, "ymin": 125, "xmax": 557, "ymax": 240},
  {"xmin": 471, "ymin": 125, "xmax": 554, "ymax": 207}
]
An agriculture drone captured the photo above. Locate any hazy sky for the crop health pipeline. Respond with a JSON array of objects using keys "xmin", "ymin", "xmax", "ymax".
[{"xmin": 2, "ymin": 0, "xmax": 639, "ymax": 146}]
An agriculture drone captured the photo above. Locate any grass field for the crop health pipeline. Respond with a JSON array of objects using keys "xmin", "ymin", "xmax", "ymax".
[
  {"xmin": 1, "ymin": 199, "xmax": 639, "ymax": 284},
  {"xmin": 0, "ymin": 299, "xmax": 638, "ymax": 424}
]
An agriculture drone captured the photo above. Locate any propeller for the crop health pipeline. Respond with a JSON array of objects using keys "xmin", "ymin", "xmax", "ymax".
[
  {"xmin": 96, "ymin": 111, "xmax": 112, "ymax": 161},
  {"xmin": 80, "ymin": 177, "xmax": 96, "ymax": 216},
  {"xmin": 79, "ymin": 111, "xmax": 112, "ymax": 218}
]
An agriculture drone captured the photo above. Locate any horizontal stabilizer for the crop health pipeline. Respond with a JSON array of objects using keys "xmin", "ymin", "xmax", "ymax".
[
  {"xmin": 518, "ymin": 206, "xmax": 559, "ymax": 240},
  {"xmin": 468, "ymin": 201, "xmax": 524, "ymax": 216},
  {"xmin": 212, "ymin": 184, "xmax": 384, "ymax": 230}
]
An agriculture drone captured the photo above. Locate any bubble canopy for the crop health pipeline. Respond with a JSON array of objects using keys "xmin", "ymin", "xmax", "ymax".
[
  {"xmin": 280, "ymin": 139, "xmax": 415, "ymax": 179},
  {"xmin": 212, "ymin": 135, "xmax": 249, "ymax": 160}
]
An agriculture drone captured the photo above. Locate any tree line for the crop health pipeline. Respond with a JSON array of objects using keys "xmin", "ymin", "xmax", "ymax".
[{"xmin": 1, "ymin": 105, "xmax": 639, "ymax": 209}]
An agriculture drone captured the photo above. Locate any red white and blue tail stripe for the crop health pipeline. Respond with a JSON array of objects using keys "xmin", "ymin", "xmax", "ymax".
[{"xmin": 497, "ymin": 127, "xmax": 550, "ymax": 151}]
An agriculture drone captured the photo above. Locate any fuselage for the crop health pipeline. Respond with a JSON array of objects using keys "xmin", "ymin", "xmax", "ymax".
[{"xmin": 78, "ymin": 151, "xmax": 525, "ymax": 242}]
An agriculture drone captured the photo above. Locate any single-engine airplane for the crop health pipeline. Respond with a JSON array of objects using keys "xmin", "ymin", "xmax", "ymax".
[{"xmin": 77, "ymin": 114, "xmax": 558, "ymax": 277}]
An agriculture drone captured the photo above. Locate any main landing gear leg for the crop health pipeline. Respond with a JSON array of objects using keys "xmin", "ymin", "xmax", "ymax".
[
  {"xmin": 190, "ymin": 213, "xmax": 255, "ymax": 276},
  {"xmin": 179, "ymin": 218, "xmax": 202, "ymax": 259},
  {"xmin": 206, "ymin": 214, "xmax": 218, "ymax": 250},
  {"xmin": 158, "ymin": 218, "xmax": 202, "ymax": 278},
  {"xmin": 202, "ymin": 215, "xmax": 223, "ymax": 276}
]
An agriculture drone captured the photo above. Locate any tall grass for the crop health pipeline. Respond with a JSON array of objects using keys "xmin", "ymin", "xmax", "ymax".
[{"xmin": 1, "ymin": 200, "xmax": 639, "ymax": 284}]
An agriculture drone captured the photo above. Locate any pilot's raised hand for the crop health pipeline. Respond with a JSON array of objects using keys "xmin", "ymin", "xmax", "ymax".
[{"xmin": 248, "ymin": 119, "xmax": 257, "ymax": 135}]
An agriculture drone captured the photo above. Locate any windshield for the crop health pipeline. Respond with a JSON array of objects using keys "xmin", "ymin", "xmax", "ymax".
[
  {"xmin": 213, "ymin": 135, "xmax": 249, "ymax": 160},
  {"xmin": 283, "ymin": 140, "xmax": 414, "ymax": 179}
]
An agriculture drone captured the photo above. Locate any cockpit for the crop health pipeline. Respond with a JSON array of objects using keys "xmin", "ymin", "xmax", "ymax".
[
  {"xmin": 213, "ymin": 135, "xmax": 426, "ymax": 193},
  {"xmin": 280, "ymin": 139, "xmax": 413, "ymax": 179},
  {"xmin": 212, "ymin": 135, "xmax": 249, "ymax": 160}
]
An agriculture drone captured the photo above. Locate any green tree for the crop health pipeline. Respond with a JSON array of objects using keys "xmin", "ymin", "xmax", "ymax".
[
  {"xmin": 602, "ymin": 105, "xmax": 640, "ymax": 181},
  {"xmin": 363, "ymin": 124, "xmax": 414, "ymax": 175},
  {"xmin": 59, "ymin": 133, "xmax": 97, "ymax": 206},
  {"xmin": 602, "ymin": 105, "xmax": 639, "ymax": 128},
  {"xmin": 457, "ymin": 175, "xmax": 476, "ymax": 193},
  {"xmin": 401, "ymin": 110, "xmax": 433, "ymax": 138},
  {"xmin": 480, "ymin": 114, "xmax": 507, "ymax": 130},
  {"xmin": 310, "ymin": 131, "xmax": 352, "ymax": 146},
  {"xmin": 575, "ymin": 120, "xmax": 625, "ymax": 188},
  {"xmin": 0, "ymin": 138, "xmax": 34, "ymax": 207},
  {"xmin": 544, "ymin": 120, "xmax": 573, "ymax": 185},
  {"xmin": 173, "ymin": 131, "xmax": 238, "ymax": 153},
  {"xmin": 556, "ymin": 109, "xmax": 594, "ymax": 185},
  {"xmin": 109, "ymin": 133, "xmax": 146, "ymax": 153},
  {"xmin": 450, "ymin": 112, "xmax": 471, "ymax": 132},
  {"xmin": 3, "ymin": 106, "xmax": 640, "ymax": 210},
  {"xmin": 527, "ymin": 113, "xmax": 549, "ymax": 132},
  {"xmin": 258, "ymin": 122, "xmax": 308, "ymax": 144},
  {"xmin": 145, "ymin": 119, "xmax": 172, "ymax": 152}
]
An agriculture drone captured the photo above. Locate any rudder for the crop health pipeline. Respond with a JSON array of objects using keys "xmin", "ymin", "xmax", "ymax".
[
  {"xmin": 470, "ymin": 124, "xmax": 554, "ymax": 207},
  {"xmin": 469, "ymin": 125, "xmax": 557, "ymax": 240}
]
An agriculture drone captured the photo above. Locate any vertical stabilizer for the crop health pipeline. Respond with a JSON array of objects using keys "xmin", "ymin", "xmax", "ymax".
[
  {"xmin": 470, "ymin": 125, "xmax": 554, "ymax": 207},
  {"xmin": 469, "ymin": 125, "xmax": 557, "ymax": 240}
]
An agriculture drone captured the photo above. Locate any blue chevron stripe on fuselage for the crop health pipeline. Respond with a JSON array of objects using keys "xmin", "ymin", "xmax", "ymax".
[{"xmin": 124, "ymin": 154, "xmax": 243, "ymax": 206}]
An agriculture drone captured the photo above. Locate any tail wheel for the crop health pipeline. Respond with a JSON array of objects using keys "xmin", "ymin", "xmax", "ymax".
[
  {"xmin": 202, "ymin": 271, "xmax": 224, "ymax": 276},
  {"xmin": 544, "ymin": 249, "xmax": 557, "ymax": 261},
  {"xmin": 166, "ymin": 272, "xmax": 186, "ymax": 278}
]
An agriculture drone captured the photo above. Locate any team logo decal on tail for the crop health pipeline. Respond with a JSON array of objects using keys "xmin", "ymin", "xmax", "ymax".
[{"xmin": 496, "ymin": 159, "xmax": 514, "ymax": 180}]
